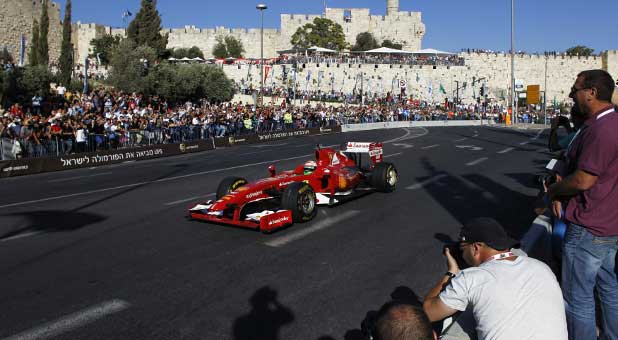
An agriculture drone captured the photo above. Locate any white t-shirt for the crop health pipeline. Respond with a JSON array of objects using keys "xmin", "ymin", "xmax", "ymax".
[
  {"xmin": 440, "ymin": 256, "xmax": 567, "ymax": 340},
  {"xmin": 57, "ymin": 86, "xmax": 66, "ymax": 95}
]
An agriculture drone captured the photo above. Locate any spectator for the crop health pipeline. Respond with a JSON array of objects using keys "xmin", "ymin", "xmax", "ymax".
[
  {"xmin": 375, "ymin": 302, "xmax": 435, "ymax": 340},
  {"xmin": 548, "ymin": 69, "xmax": 618, "ymax": 340},
  {"xmin": 422, "ymin": 217, "xmax": 567, "ymax": 340}
]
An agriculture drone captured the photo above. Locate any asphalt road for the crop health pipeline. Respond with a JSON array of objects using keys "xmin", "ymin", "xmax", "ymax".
[{"xmin": 0, "ymin": 125, "xmax": 550, "ymax": 340}]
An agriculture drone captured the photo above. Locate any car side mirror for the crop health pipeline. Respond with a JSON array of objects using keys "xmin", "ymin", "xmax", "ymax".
[{"xmin": 268, "ymin": 165, "xmax": 276, "ymax": 177}]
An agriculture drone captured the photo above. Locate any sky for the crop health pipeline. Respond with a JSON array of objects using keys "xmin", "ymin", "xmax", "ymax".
[{"xmin": 55, "ymin": 0, "xmax": 618, "ymax": 54}]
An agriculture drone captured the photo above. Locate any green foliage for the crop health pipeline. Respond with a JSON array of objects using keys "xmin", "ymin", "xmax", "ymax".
[
  {"xmin": 38, "ymin": 0, "xmax": 50, "ymax": 66},
  {"xmin": 127, "ymin": 0, "xmax": 169, "ymax": 58},
  {"xmin": 351, "ymin": 32, "xmax": 379, "ymax": 51},
  {"xmin": 566, "ymin": 45, "xmax": 594, "ymax": 56},
  {"xmin": 1, "ymin": 68, "xmax": 21, "ymax": 107},
  {"xmin": 2, "ymin": 47, "xmax": 13, "ymax": 64},
  {"xmin": 58, "ymin": 0, "xmax": 73, "ymax": 86},
  {"xmin": 89, "ymin": 35, "xmax": 121, "ymax": 65},
  {"xmin": 170, "ymin": 46, "xmax": 205, "ymax": 59},
  {"xmin": 225, "ymin": 36, "xmax": 245, "ymax": 58},
  {"xmin": 381, "ymin": 40, "xmax": 403, "ymax": 50},
  {"xmin": 17, "ymin": 65, "xmax": 53, "ymax": 98},
  {"xmin": 29, "ymin": 20, "xmax": 40, "ymax": 66},
  {"xmin": 291, "ymin": 18, "xmax": 347, "ymax": 51},
  {"xmin": 144, "ymin": 63, "xmax": 234, "ymax": 103},
  {"xmin": 211, "ymin": 36, "xmax": 245, "ymax": 59},
  {"xmin": 212, "ymin": 37, "xmax": 229, "ymax": 59},
  {"xmin": 107, "ymin": 39, "xmax": 157, "ymax": 93}
]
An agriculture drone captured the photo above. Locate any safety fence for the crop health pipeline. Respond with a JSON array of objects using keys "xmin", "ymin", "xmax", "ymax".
[{"xmin": 0, "ymin": 126, "xmax": 341, "ymax": 177}]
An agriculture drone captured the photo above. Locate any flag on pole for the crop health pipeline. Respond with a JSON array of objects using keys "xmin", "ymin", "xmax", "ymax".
[
  {"xmin": 427, "ymin": 81, "xmax": 433, "ymax": 97},
  {"xmin": 439, "ymin": 84, "xmax": 446, "ymax": 94},
  {"xmin": 122, "ymin": 10, "xmax": 132, "ymax": 19},
  {"xmin": 19, "ymin": 34, "xmax": 26, "ymax": 66}
]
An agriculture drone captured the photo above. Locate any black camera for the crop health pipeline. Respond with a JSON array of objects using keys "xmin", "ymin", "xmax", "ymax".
[{"xmin": 536, "ymin": 173, "xmax": 557, "ymax": 187}]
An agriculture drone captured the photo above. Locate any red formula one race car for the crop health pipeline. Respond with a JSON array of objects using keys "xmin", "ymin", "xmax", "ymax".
[{"xmin": 188, "ymin": 142, "xmax": 398, "ymax": 233}]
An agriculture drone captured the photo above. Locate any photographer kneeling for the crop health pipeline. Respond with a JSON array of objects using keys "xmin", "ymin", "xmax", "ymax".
[{"xmin": 422, "ymin": 218, "xmax": 567, "ymax": 340}]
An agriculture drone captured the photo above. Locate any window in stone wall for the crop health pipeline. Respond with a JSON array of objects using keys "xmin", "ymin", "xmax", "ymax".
[{"xmin": 344, "ymin": 10, "xmax": 352, "ymax": 23}]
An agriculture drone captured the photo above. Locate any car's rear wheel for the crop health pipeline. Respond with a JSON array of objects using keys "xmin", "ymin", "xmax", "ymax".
[
  {"xmin": 370, "ymin": 162, "xmax": 398, "ymax": 192},
  {"xmin": 281, "ymin": 182, "xmax": 317, "ymax": 223},
  {"xmin": 216, "ymin": 176, "xmax": 248, "ymax": 199}
]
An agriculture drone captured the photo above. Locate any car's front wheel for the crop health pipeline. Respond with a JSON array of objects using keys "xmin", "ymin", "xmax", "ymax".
[
  {"xmin": 216, "ymin": 176, "xmax": 248, "ymax": 199},
  {"xmin": 281, "ymin": 182, "xmax": 317, "ymax": 223}
]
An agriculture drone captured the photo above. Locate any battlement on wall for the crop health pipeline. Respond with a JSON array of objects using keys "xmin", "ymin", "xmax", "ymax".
[{"xmin": 459, "ymin": 51, "xmax": 602, "ymax": 61}]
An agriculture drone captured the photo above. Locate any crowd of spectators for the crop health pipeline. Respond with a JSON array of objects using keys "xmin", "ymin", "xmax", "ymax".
[
  {"xmin": 1, "ymin": 86, "xmax": 498, "ymax": 160},
  {"xmin": 274, "ymin": 53, "xmax": 465, "ymax": 67}
]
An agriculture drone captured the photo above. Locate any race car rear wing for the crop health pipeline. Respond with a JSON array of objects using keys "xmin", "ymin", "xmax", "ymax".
[{"xmin": 344, "ymin": 142, "xmax": 383, "ymax": 166}]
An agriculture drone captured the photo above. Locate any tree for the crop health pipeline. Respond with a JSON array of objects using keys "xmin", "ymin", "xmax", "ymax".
[
  {"xmin": 212, "ymin": 36, "xmax": 229, "ymax": 59},
  {"xmin": 90, "ymin": 35, "xmax": 121, "ymax": 65},
  {"xmin": 566, "ymin": 45, "xmax": 594, "ymax": 56},
  {"xmin": 225, "ymin": 36, "xmax": 245, "ymax": 58},
  {"xmin": 291, "ymin": 18, "xmax": 347, "ymax": 51},
  {"xmin": 17, "ymin": 65, "xmax": 53, "ymax": 98},
  {"xmin": 211, "ymin": 36, "xmax": 245, "ymax": 59},
  {"xmin": 107, "ymin": 39, "xmax": 157, "ymax": 93},
  {"xmin": 127, "ymin": 0, "xmax": 169, "ymax": 58},
  {"xmin": 38, "ymin": 0, "xmax": 50, "ymax": 66},
  {"xmin": 381, "ymin": 39, "xmax": 403, "ymax": 50},
  {"xmin": 351, "ymin": 32, "xmax": 379, "ymax": 51},
  {"xmin": 58, "ymin": 0, "xmax": 73, "ymax": 86},
  {"xmin": 170, "ymin": 46, "xmax": 204, "ymax": 59},
  {"xmin": 2, "ymin": 47, "xmax": 13, "ymax": 64},
  {"xmin": 28, "ymin": 19, "xmax": 40, "ymax": 66}
]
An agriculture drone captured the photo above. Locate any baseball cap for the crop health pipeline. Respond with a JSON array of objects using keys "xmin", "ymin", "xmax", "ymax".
[{"xmin": 459, "ymin": 217, "xmax": 517, "ymax": 250}]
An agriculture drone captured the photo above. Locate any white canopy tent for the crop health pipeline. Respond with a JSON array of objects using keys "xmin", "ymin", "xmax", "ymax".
[
  {"xmin": 363, "ymin": 47, "xmax": 414, "ymax": 54},
  {"xmin": 411, "ymin": 48, "xmax": 455, "ymax": 55},
  {"xmin": 307, "ymin": 45, "xmax": 338, "ymax": 53}
]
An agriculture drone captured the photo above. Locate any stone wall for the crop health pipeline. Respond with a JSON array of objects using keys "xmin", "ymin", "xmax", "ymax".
[
  {"xmin": 0, "ymin": 0, "xmax": 62, "ymax": 65},
  {"xmin": 221, "ymin": 51, "xmax": 616, "ymax": 105}
]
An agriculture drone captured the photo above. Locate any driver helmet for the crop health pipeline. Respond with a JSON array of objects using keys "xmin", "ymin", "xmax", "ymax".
[{"xmin": 303, "ymin": 160, "xmax": 317, "ymax": 175}]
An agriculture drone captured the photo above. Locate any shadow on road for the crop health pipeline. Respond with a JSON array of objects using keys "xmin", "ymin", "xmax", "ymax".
[
  {"xmin": 0, "ymin": 210, "xmax": 106, "ymax": 240},
  {"xmin": 232, "ymin": 286, "xmax": 294, "ymax": 340},
  {"xmin": 418, "ymin": 157, "xmax": 536, "ymax": 239}
]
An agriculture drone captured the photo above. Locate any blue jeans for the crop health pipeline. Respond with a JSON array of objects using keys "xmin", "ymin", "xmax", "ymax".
[{"xmin": 562, "ymin": 223, "xmax": 618, "ymax": 340}]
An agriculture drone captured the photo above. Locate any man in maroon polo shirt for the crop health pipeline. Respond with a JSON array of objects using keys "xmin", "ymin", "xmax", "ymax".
[{"xmin": 548, "ymin": 69, "xmax": 618, "ymax": 340}]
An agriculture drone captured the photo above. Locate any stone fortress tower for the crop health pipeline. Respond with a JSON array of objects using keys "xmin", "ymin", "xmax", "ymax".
[{"xmin": 0, "ymin": 0, "xmax": 63, "ymax": 65}]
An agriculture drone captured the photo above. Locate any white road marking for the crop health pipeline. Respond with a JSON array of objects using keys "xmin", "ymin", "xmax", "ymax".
[
  {"xmin": 421, "ymin": 144, "xmax": 440, "ymax": 150},
  {"xmin": 0, "ymin": 231, "xmax": 44, "ymax": 243},
  {"xmin": 497, "ymin": 147, "xmax": 514, "ymax": 154},
  {"xmin": 384, "ymin": 152, "xmax": 403, "ymax": 158},
  {"xmin": 249, "ymin": 143, "xmax": 288, "ymax": 148},
  {"xmin": 455, "ymin": 145, "xmax": 483, "ymax": 151},
  {"xmin": 392, "ymin": 143, "xmax": 414, "ymax": 149},
  {"xmin": 47, "ymin": 172, "xmax": 113, "ymax": 183},
  {"xmin": 406, "ymin": 174, "xmax": 448, "ymax": 190},
  {"xmin": 1, "ymin": 299, "xmax": 130, "ymax": 340},
  {"xmin": 532, "ymin": 129, "xmax": 544, "ymax": 140},
  {"xmin": 466, "ymin": 157, "xmax": 488, "ymax": 166},
  {"xmin": 518, "ymin": 141, "xmax": 529, "ymax": 145},
  {"xmin": 264, "ymin": 210, "xmax": 360, "ymax": 247},
  {"xmin": 164, "ymin": 193, "xmax": 216, "ymax": 206},
  {"xmin": 0, "ymin": 154, "xmax": 313, "ymax": 209},
  {"xmin": 454, "ymin": 137, "xmax": 467, "ymax": 142},
  {"xmin": 383, "ymin": 127, "xmax": 429, "ymax": 144}
]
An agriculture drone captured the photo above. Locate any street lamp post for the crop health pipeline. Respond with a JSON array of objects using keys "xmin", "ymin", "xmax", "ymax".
[
  {"xmin": 256, "ymin": 4, "xmax": 267, "ymax": 107},
  {"xmin": 510, "ymin": 0, "xmax": 516, "ymax": 125}
]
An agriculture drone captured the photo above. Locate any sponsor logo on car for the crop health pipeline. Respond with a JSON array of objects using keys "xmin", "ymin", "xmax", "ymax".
[
  {"xmin": 268, "ymin": 216, "xmax": 290, "ymax": 226},
  {"xmin": 246, "ymin": 191, "xmax": 263, "ymax": 199},
  {"xmin": 279, "ymin": 180, "xmax": 295, "ymax": 187}
]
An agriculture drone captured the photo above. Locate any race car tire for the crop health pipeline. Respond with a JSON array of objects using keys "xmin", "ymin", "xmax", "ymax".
[
  {"xmin": 216, "ymin": 176, "xmax": 248, "ymax": 199},
  {"xmin": 370, "ymin": 162, "xmax": 398, "ymax": 192},
  {"xmin": 281, "ymin": 182, "xmax": 317, "ymax": 223}
]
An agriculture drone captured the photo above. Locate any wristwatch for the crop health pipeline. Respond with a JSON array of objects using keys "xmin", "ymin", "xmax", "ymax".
[{"xmin": 444, "ymin": 271, "xmax": 456, "ymax": 279}]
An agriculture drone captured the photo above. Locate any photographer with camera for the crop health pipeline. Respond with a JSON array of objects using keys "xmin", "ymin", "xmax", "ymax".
[{"xmin": 422, "ymin": 217, "xmax": 567, "ymax": 340}]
